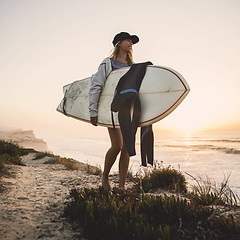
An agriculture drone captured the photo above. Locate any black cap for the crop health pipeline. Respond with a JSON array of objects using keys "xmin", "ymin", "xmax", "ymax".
[{"xmin": 112, "ymin": 32, "xmax": 139, "ymax": 46}]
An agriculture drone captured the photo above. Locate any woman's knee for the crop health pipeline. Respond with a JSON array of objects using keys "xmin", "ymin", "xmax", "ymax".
[
  {"xmin": 111, "ymin": 144, "xmax": 123, "ymax": 154},
  {"xmin": 120, "ymin": 144, "xmax": 129, "ymax": 157},
  {"xmin": 108, "ymin": 128, "xmax": 123, "ymax": 153}
]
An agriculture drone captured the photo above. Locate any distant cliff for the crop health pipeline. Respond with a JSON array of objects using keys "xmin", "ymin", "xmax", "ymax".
[{"xmin": 0, "ymin": 129, "xmax": 48, "ymax": 152}]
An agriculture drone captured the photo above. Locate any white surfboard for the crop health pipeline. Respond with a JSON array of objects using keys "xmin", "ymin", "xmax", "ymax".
[{"xmin": 57, "ymin": 65, "xmax": 190, "ymax": 128}]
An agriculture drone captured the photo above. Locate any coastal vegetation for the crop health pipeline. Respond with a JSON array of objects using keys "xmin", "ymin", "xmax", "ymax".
[
  {"xmin": 0, "ymin": 141, "xmax": 28, "ymax": 173},
  {"xmin": 0, "ymin": 140, "xmax": 34, "ymax": 166},
  {"xmin": 0, "ymin": 140, "xmax": 101, "ymax": 192},
  {"xmin": 1, "ymin": 140, "xmax": 239, "ymax": 239},
  {"xmin": 0, "ymin": 140, "xmax": 32, "ymax": 191},
  {"xmin": 64, "ymin": 185, "xmax": 240, "ymax": 239},
  {"xmin": 33, "ymin": 151, "xmax": 102, "ymax": 175},
  {"xmin": 141, "ymin": 168, "xmax": 187, "ymax": 193},
  {"xmin": 64, "ymin": 168, "xmax": 240, "ymax": 240}
]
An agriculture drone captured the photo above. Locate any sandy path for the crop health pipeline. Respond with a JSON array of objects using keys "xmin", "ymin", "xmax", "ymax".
[
  {"xmin": 0, "ymin": 153, "xmax": 135, "ymax": 240},
  {"xmin": 0, "ymin": 153, "xmax": 104, "ymax": 240}
]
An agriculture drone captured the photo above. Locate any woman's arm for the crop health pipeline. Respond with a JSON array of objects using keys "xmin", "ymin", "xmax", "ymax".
[{"xmin": 88, "ymin": 58, "xmax": 112, "ymax": 120}]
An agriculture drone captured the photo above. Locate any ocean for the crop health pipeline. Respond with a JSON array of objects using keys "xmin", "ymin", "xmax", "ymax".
[{"xmin": 46, "ymin": 130, "xmax": 240, "ymax": 198}]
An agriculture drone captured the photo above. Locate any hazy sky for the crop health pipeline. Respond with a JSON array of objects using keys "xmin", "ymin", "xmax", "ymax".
[{"xmin": 1, "ymin": 0, "xmax": 240, "ymax": 139}]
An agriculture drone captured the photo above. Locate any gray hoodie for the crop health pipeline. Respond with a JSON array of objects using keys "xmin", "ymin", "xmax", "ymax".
[{"xmin": 88, "ymin": 58, "xmax": 112, "ymax": 117}]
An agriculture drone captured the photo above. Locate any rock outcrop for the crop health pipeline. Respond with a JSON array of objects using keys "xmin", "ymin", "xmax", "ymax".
[{"xmin": 0, "ymin": 129, "xmax": 48, "ymax": 152}]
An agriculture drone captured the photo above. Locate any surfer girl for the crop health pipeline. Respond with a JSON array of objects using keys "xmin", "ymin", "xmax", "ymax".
[{"xmin": 88, "ymin": 32, "xmax": 139, "ymax": 191}]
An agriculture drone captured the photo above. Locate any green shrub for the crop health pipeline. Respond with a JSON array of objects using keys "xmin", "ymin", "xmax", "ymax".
[
  {"xmin": 64, "ymin": 187, "xmax": 240, "ymax": 240},
  {"xmin": 0, "ymin": 141, "xmax": 26, "ymax": 167},
  {"xmin": 186, "ymin": 192, "xmax": 225, "ymax": 206},
  {"xmin": 212, "ymin": 215, "xmax": 240, "ymax": 238},
  {"xmin": 0, "ymin": 141, "xmax": 27, "ymax": 180},
  {"xmin": 63, "ymin": 187, "xmax": 215, "ymax": 240},
  {"xmin": 0, "ymin": 140, "xmax": 35, "ymax": 159},
  {"xmin": 0, "ymin": 141, "xmax": 20, "ymax": 157},
  {"xmin": 142, "ymin": 168, "xmax": 187, "ymax": 193}
]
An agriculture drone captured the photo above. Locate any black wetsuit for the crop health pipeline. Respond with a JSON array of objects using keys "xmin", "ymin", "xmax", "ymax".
[
  {"xmin": 141, "ymin": 125, "xmax": 154, "ymax": 166},
  {"xmin": 111, "ymin": 61, "xmax": 154, "ymax": 166}
]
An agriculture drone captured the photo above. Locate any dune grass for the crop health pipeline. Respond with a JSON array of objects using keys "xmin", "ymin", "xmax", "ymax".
[
  {"xmin": 31, "ymin": 149, "xmax": 102, "ymax": 175},
  {"xmin": 42, "ymin": 154, "xmax": 102, "ymax": 175},
  {"xmin": 64, "ymin": 186, "xmax": 240, "ymax": 240},
  {"xmin": 140, "ymin": 168, "xmax": 187, "ymax": 193},
  {"xmin": 0, "ymin": 140, "xmax": 34, "ymax": 192},
  {"xmin": 63, "ymin": 168, "xmax": 240, "ymax": 240},
  {"xmin": 185, "ymin": 172, "xmax": 240, "ymax": 206},
  {"xmin": 0, "ymin": 140, "xmax": 29, "ymax": 172},
  {"xmin": 0, "ymin": 140, "xmax": 101, "ymax": 192}
]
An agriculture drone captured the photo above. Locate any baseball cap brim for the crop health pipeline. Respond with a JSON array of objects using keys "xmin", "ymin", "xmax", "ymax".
[
  {"xmin": 130, "ymin": 35, "xmax": 139, "ymax": 44},
  {"xmin": 112, "ymin": 32, "xmax": 140, "ymax": 46}
]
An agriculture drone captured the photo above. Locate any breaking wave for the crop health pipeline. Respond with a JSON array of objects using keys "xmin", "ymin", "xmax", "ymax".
[
  {"xmin": 192, "ymin": 139, "xmax": 240, "ymax": 143},
  {"xmin": 165, "ymin": 144, "xmax": 240, "ymax": 155}
]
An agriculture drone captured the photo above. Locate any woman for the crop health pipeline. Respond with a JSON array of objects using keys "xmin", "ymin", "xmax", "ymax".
[{"xmin": 88, "ymin": 32, "xmax": 139, "ymax": 191}]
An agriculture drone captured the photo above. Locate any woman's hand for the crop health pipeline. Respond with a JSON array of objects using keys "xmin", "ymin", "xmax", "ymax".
[{"xmin": 90, "ymin": 116, "xmax": 98, "ymax": 126}]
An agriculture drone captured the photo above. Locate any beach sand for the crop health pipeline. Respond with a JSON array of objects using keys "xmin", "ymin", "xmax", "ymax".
[{"xmin": 0, "ymin": 153, "xmax": 134, "ymax": 239}]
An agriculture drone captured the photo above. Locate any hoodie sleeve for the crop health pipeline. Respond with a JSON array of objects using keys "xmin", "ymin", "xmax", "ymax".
[{"xmin": 88, "ymin": 60, "xmax": 110, "ymax": 117}]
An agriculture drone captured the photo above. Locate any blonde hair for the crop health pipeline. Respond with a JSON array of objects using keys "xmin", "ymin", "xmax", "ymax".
[{"xmin": 109, "ymin": 41, "xmax": 134, "ymax": 66}]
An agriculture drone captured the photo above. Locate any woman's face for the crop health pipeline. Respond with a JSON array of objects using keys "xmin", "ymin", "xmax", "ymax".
[{"xmin": 119, "ymin": 39, "xmax": 133, "ymax": 52}]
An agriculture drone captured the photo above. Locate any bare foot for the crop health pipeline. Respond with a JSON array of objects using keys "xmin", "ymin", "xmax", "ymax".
[{"xmin": 102, "ymin": 174, "xmax": 111, "ymax": 192}]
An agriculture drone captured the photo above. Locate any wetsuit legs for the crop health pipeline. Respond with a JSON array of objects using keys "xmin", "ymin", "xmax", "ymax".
[
  {"xmin": 141, "ymin": 125, "xmax": 154, "ymax": 166},
  {"xmin": 118, "ymin": 97, "xmax": 141, "ymax": 157}
]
